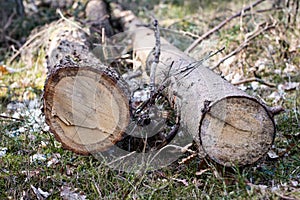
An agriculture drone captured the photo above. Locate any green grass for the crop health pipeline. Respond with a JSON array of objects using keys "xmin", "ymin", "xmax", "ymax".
[
  {"xmin": 1, "ymin": 0, "xmax": 300, "ymax": 199},
  {"xmin": 0, "ymin": 109, "xmax": 299, "ymax": 198}
]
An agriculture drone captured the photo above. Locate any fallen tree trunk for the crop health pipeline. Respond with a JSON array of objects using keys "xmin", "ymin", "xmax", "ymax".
[
  {"xmin": 112, "ymin": 5, "xmax": 276, "ymax": 166},
  {"xmin": 43, "ymin": 4, "xmax": 130, "ymax": 155}
]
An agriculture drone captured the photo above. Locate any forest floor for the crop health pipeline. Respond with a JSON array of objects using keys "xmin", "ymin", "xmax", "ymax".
[{"xmin": 0, "ymin": 0, "xmax": 299, "ymax": 199}]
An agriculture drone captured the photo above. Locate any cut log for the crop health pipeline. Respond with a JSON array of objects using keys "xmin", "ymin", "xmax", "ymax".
[
  {"xmin": 112, "ymin": 5, "xmax": 275, "ymax": 166},
  {"xmin": 43, "ymin": 13, "xmax": 130, "ymax": 154}
]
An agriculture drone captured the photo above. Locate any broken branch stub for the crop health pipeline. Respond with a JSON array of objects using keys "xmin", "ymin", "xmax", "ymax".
[{"xmin": 113, "ymin": 6, "xmax": 275, "ymax": 166}]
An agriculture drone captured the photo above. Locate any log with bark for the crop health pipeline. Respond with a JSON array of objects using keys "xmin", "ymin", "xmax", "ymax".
[
  {"xmin": 43, "ymin": 1, "xmax": 130, "ymax": 155},
  {"xmin": 42, "ymin": 1, "xmax": 277, "ymax": 167},
  {"xmin": 112, "ymin": 5, "xmax": 276, "ymax": 166}
]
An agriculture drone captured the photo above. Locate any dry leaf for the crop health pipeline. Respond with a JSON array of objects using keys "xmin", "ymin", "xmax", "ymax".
[
  {"xmin": 30, "ymin": 154, "xmax": 46, "ymax": 163},
  {"xmin": 278, "ymin": 82, "xmax": 299, "ymax": 91},
  {"xmin": 22, "ymin": 170, "xmax": 40, "ymax": 178},
  {"xmin": 0, "ymin": 65, "xmax": 9, "ymax": 74},
  {"xmin": 267, "ymin": 150, "xmax": 279, "ymax": 159},
  {"xmin": 47, "ymin": 153, "xmax": 61, "ymax": 167},
  {"xmin": 60, "ymin": 186, "xmax": 87, "ymax": 200},
  {"xmin": 172, "ymin": 178, "xmax": 189, "ymax": 186},
  {"xmin": 0, "ymin": 147, "xmax": 7, "ymax": 157},
  {"xmin": 31, "ymin": 185, "xmax": 50, "ymax": 200},
  {"xmin": 195, "ymin": 169, "xmax": 210, "ymax": 176},
  {"xmin": 0, "ymin": 65, "xmax": 24, "ymax": 74}
]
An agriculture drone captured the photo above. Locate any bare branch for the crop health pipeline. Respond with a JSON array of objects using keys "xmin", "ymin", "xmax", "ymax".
[
  {"xmin": 232, "ymin": 77, "xmax": 276, "ymax": 88},
  {"xmin": 8, "ymin": 28, "xmax": 47, "ymax": 64},
  {"xmin": 154, "ymin": 115, "xmax": 181, "ymax": 150},
  {"xmin": 134, "ymin": 80, "xmax": 168, "ymax": 115},
  {"xmin": 0, "ymin": 114, "xmax": 24, "ymax": 121},
  {"xmin": 267, "ymin": 106, "xmax": 285, "ymax": 116},
  {"xmin": 211, "ymin": 22, "xmax": 276, "ymax": 70},
  {"xmin": 149, "ymin": 19, "xmax": 161, "ymax": 95},
  {"xmin": 185, "ymin": 0, "xmax": 266, "ymax": 54}
]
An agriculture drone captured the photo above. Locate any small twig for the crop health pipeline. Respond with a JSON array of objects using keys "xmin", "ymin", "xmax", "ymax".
[
  {"xmin": 92, "ymin": 181, "xmax": 102, "ymax": 197},
  {"xmin": 178, "ymin": 153, "xmax": 198, "ymax": 165},
  {"xmin": 177, "ymin": 29, "xmax": 200, "ymax": 39},
  {"xmin": 8, "ymin": 10, "xmax": 88, "ymax": 64},
  {"xmin": 185, "ymin": 0, "xmax": 266, "ymax": 53},
  {"xmin": 0, "ymin": 114, "xmax": 24, "ymax": 121},
  {"xmin": 242, "ymin": 6, "xmax": 284, "ymax": 16},
  {"xmin": 211, "ymin": 22, "xmax": 276, "ymax": 70},
  {"xmin": 56, "ymin": 9, "xmax": 84, "ymax": 30},
  {"xmin": 293, "ymin": 0, "xmax": 299, "ymax": 26},
  {"xmin": 5, "ymin": 36, "xmax": 22, "ymax": 47},
  {"xmin": 133, "ymin": 60, "xmax": 173, "ymax": 117},
  {"xmin": 207, "ymin": 46, "xmax": 226, "ymax": 59},
  {"xmin": 134, "ymin": 81, "xmax": 168, "ymax": 115},
  {"xmin": 173, "ymin": 47, "xmax": 224, "ymax": 80},
  {"xmin": 232, "ymin": 77, "xmax": 276, "ymax": 87},
  {"xmin": 149, "ymin": 142, "xmax": 182, "ymax": 165},
  {"xmin": 160, "ymin": 28, "xmax": 200, "ymax": 39},
  {"xmin": 274, "ymin": 192, "xmax": 297, "ymax": 200},
  {"xmin": 101, "ymin": 27, "xmax": 105, "ymax": 44},
  {"xmin": 107, "ymin": 151, "xmax": 137, "ymax": 165},
  {"xmin": 267, "ymin": 106, "xmax": 285, "ymax": 116},
  {"xmin": 3, "ymin": 11, "xmax": 16, "ymax": 31},
  {"xmin": 8, "ymin": 29, "xmax": 47, "ymax": 64},
  {"xmin": 149, "ymin": 19, "xmax": 161, "ymax": 95},
  {"xmin": 154, "ymin": 116, "xmax": 181, "ymax": 150}
]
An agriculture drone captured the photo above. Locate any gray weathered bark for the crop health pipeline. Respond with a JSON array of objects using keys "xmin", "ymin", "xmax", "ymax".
[{"xmin": 112, "ymin": 5, "xmax": 275, "ymax": 166}]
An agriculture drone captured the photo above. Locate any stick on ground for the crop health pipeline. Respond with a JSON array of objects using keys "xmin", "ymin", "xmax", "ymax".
[{"xmin": 184, "ymin": 0, "xmax": 266, "ymax": 54}]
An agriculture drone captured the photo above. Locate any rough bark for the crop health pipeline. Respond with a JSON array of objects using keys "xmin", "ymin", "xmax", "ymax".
[
  {"xmin": 85, "ymin": 0, "xmax": 114, "ymax": 37},
  {"xmin": 43, "ymin": 10, "xmax": 130, "ymax": 154},
  {"xmin": 112, "ymin": 5, "xmax": 275, "ymax": 166}
]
